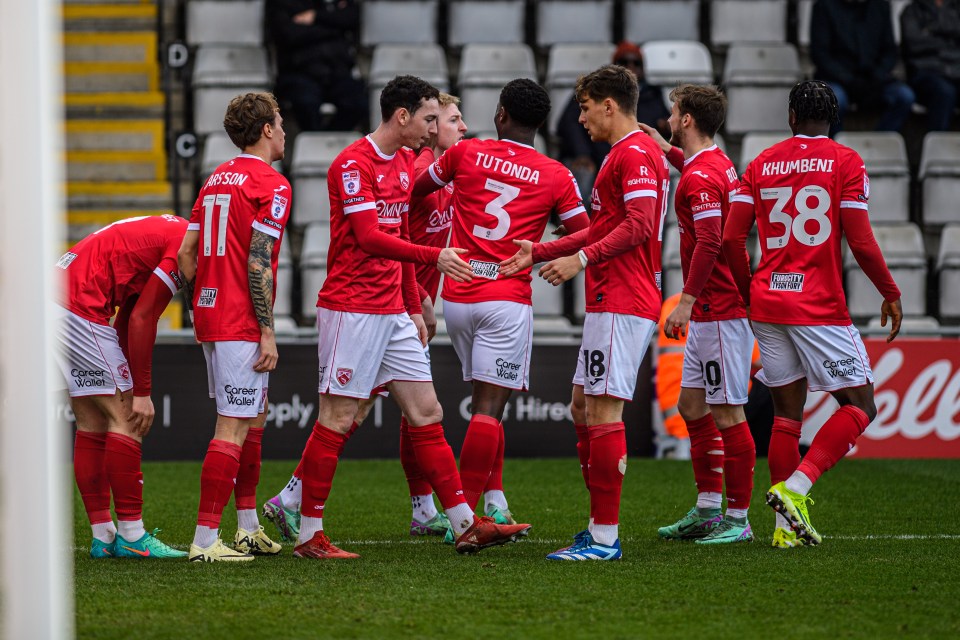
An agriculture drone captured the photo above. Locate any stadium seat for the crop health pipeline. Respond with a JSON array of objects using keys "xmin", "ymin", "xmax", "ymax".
[
  {"xmin": 530, "ymin": 224, "xmax": 566, "ymax": 317},
  {"xmin": 623, "ymin": 0, "xmax": 700, "ymax": 44},
  {"xmin": 186, "ymin": 0, "xmax": 264, "ymax": 47},
  {"xmin": 867, "ymin": 314, "xmax": 940, "ymax": 333},
  {"xmin": 274, "ymin": 315, "xmax": 299, "ymax": 334},
  {"xmin": 360, "ymin": 0, "xmax": 439, "ymax": 46},
  {"xmin": 845, "ymin": 223, "xmax": 927, "ymax": 319},
  {"xmin": 535, "ymin": 0, "xmax": 614, "ymax": 47},
  {"xmin": 367, "ymin": 44, "xmax": 449, "ymax": 131},
  {"xmin": 738, "ymin": 131, "xmax": 792, "ymax": 173},
  {"xmin": 447, "ymin": 0, "xmax": 525, "ymax": 46},
  {"xmin": 709, "ymin": 0, "xmax": 788, "ymax": 47},
  {"xmin": 300, "ymin": 222, "xmax": 331, "ymax": 318},
  {"xmin": 835, "ymin": 132, "xmax": 911, "ymax": 223},
  {"xmin": 662, "ymin": 222, "xmax": 683, "ymax": 297},
  {"xmin": 919, "ymin": 132, "xmax": 960, "ymax": 227},
  {"xmin": 545, "ymin": 43, "xmax": 616, "ymax": 134},
  {"xmin": 191, "ymin": 46, "xmax": 271, "ymax": 136},
  {"xmin": 275, "ymin": 236, "xmax": 292, "ymax": 318},
  {"xmin": 722, "ymin": 43, "xmax": 802, "ymax": 134},
  {"xmin": 289, "ymin": 132, "xmax": 361, "ymax": 226},
  {"xmin": 458, "ymin": 44, "xmax": 536, "ymax": 129},
  {"xmin": 641, "ymin": 40, "xmax": 713, "ymax": 88},
  {"xmin": 936, "ymin": 224, "xmax": 960, "ymax": 321},
  {"xmin": 200, "ymin": 132, "xmax": 283, "ymax": 178}
]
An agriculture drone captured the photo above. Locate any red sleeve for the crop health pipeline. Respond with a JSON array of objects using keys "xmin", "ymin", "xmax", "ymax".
[
  {"xmin": 532, "ymin": 228, "xmax": 590, "ymax": 263},
  {"xmin": 722, "ymin": 200, "xmax": 756, "ymax": 305},
  {"xmin": 126, "ymin": 274, "xmax": 175, "ymax": 396},
  {"xmin": 666, "ymin": 146, "xmax": 685, "ymax": 172},
  {"xmin": 413, "ymin": 140, "xmax": 462, "ymax": 197},
  {"xmin": 400, "ymin": 213, "xmax": 423, "ymax": 314},
  {"xmin": 347, "ymin": 208, "xmax": 442, "ymax": 264},
  {"xmin": 555, "ymin": 167, "xmax": 589, "ymax": 232},
  {"xmin": 583, "ymin": 196, "xmax": 655, "ymax": 264},
  {"xmin": 841, "ymin": 210, "xmax": 902, "ymax": 301},
  {"xmin": 681, "ymin": 171, "xmax": 726, "ymax": 299}
]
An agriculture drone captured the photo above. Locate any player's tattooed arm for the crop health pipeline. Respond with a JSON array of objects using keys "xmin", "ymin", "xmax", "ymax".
[{"xmin": 248, "ymin": 230, "xmax": 276, "ymax": 330}]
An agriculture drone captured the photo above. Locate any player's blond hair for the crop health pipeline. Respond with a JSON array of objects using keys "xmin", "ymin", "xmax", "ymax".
[
  {"xmin": 223, "ymin": 92, "xmax": 279, "ymax": 150},
  {"xmin": 438, "ymin": 92, "xmax": 461, "ymax": 107}
]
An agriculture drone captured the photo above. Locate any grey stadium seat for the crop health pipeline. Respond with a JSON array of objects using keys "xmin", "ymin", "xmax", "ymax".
[
  {"xmin": 709, "ymin": 0, "xmax": 788, "ymax": 47},
  {"xmin": 200, "ymin": 132, "xmax": 282, "ymax": 178},
  {"xmin": 531, "ymin": 225, "xmax": 567, "ymax": 317},
  {"xmin": 722, "ymin": 43, "xmax": 802, "ymax": 134},
  {"xmin": 360, "ymin": 0, "xmax": 438, "ymax": 46},
  {"xmin": 835, "ymin": 132, "xmax": 911, "ymax": 224},
  {"xmin": 661, "ymin": 222, "xmax": 683, "ymax": 298},
  {"xmin": 458, "ymin": 44, "xmax": 536, "ymax": 129},
  {"xmin": 447, "ymin": 0, "xmax": 525, "ymax": 46},
  {"xmin": 845, "ymin": 223, "xmax": 927, "ymax": 320},
  {"xmin": 544, "ymin": 43, "xmax": 616, "ymax": 134},
  {"xmin": 919, "ymin": 132, "xmax": 960, "ymax": 227},
  {"xmin": 300, "ymin": 222, "xmax": 332, "ymax": 318},
  {"xmin": 186, "ymin": 0, "xmax": 264, "ymax": 47},
  {"xmin": 623, "ymin": 0, "xmax": 700, "ymax": 44},
  {"xmin": 937, "ymin": 224, "xmax": 960, "ymax": 321},
  {"xmin": 274, "ymin": 236, "xmax": 293, "ymax": 318},
  {"xmin": 191, "ymin": 46, "xmax": 271, "ymax": 136},
  {"xmin": 535, "ymin": 0, "xmax": 614, "ymax": 46},
  {"xmin": 368, "ymin": 44, "xmax": 449, "ymax": 131},
  {"xmin": 738, "ymin": 131, "xmax": 792, "ymax": 173},
  {"xmin": 290, "ymin": 132, "xmax": 361, "ymax": 227},
  {"xmin": 641, "ymin": 40, "xmax": 713, "ymax": 88}
]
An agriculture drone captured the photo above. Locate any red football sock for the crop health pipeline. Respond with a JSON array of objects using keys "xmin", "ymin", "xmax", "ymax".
[
  {"xmin": 234, "ymin": 427, "xmax": 263, "ymax": 511},
  {"xmin": 197, "ymin": 439, "xmax": 242, "ymax": 528},
  {"xmin": 769, "ymin": 416, "xmax": 802, "ymax": 484},
  {"xmin": 104, "ymin": 433, "xmax": 143, "ymax": 522},
  {"xmin": 574, "ymin": 423, "xmax": 590, "ymax": 490},
  {"xmin": 292, "ymin": 420, "xmax": 357, "ymax": 480},
  {"xmin": 720, "ymin": 421, "xmax": 755, "ymax": 510},
  {"xmin": 796, "ymin": 405, "xmax": 870, "ymax": 485},
  {"xmin": 407, "ymin": 422, "xmax": 467, "ymax": 510},
  {"xmin": 457, "ymin": 414, "xmax": 501, "ymax": 510},
  {"xmin": 588, "ymin": 422, "xmax": 626, "ymax": 526},
  {"xmin": 300, "ymin": 421, "xmax": 346, "ymax": 518},
  {"xmin": 687, "ymin": 413, "xmax": 724, "ymax": 495},
  {"xmin": 483, "ymin": 421, "xmax": 505, "ymax": 493},
  {"xmin": 399, "ymin": 416, "xmax": 432, "ymax": 496},
  {"xmin": 74, "ymin": 431, "xmax": 111, "ymax": 525}
]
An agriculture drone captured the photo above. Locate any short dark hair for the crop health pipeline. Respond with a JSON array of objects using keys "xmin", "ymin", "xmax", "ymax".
[
  {"xmin": 379, "ymin": 75, "xmax": 440, "ymax": 122},
  {"xmin": 223, "ymin": 92, "xmax": 279, "ymax": 149},
  {"xmin": 499, "ymin": 78, "xmax": 551, "ymax": 129},
  {"xmin": 575, "ymin": 64, "xmax": 639, "ymax": 116},
  {"xmin": 789, "ymin": 80, "xmax": 839, "ymax": 125},
  {"xmin": 669, "ymin": 84, "xmax": 727, "ymax": 137}
]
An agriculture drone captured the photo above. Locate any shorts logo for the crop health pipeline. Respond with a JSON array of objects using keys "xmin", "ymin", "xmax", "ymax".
[
  {"xmin": 342, "ymin": 170, "xmax": 361, "ymax": 195},
  {"xmin": 271, "ymin": 193, "xmax": 288, "ymax": 219},
  {"xmin": 71, "ymin": 368, "xmax": 106, "ymax": 388},
  {"xmin": 770, "ymin": 272, "xmax": 804, "ymax": 292},
  {"xmin": 117, "ymin": 363, "xmax": 130, "ymax": 381},
  {"xmin": 822, "ymin": 357, "xmax": 856, "ymax": 378},
  {"xmin": 198, "ymin": 287, "xmax": 218, "ymax": 308},
  {"xmin": 336, "ymin": 368, "xmax": 353, "ymax": 386},
  {"xmin": 223, "ymin": 384, "xmax": 258, "ymax": 407},
  {"xmin": 399, "ymin": 171, "xmax": 410, "ymax": 190},
  {"xmin": 56, "ymin": 252, "xmax": 78, "ymax": 269},
  {"xmin": 496, "ymin": 357, "xmax": 521, "ymax": 382}
]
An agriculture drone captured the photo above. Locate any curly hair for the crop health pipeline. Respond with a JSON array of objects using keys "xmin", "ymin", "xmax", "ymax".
[
  {"xmin": 499, "ymin": 78, "xmax": 551, "ymax": 129},
  {"xmin": 379, "ymin": 75, "xmax": 440, "ymax": 122},
  {"xmin": 223, "ymin": 92, "xmax": 279, "ymax": 150},
  {"xmin": 789, "ymin": 80, "xmax": 840, "ymax": 125},
  {"xmin": 575, "ymin": 64, "xmax": 639, "ymax": 116}
]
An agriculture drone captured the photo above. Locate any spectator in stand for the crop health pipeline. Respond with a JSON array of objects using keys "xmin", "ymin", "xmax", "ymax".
[
  {"xmin": 557, "ymin": 41, "xmax": 670, "ymax": 193},
  {"xmin": 901, "ymin": 0, "xmax": 960, "ymax": 131},
  {"xmin": 810, "ymin": 0, "xmax": 915, "ymax": 134},
  {"xmin": 266, "ymin": 0, "xmax": 368, "ymax": 132}
]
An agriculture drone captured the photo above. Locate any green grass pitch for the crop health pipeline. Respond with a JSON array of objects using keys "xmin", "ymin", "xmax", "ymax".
[{"xmin": 74, "ymin": 458, "xmax": 960, "ymax": 639}]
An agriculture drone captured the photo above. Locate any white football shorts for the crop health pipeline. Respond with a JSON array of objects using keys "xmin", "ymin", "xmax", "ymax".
[
  {"xmin": 681, "ymin": 318, "xmax": 754, "ymax": 405},
  {"xmin": 573, "ymin": 312, "xmax": 657, "ymax": 400},
  {"xmin": 752, "ymin": 322, "xmax": 874, "ymax": 392},
  {"xmin": 317, "ymin": 309, "xmax": 432, "ymax": 399},
  {"xmin": 202, "ymin": 341, "xmax": 268, "ymax": 418},
  {"xmin": 443, "ymin": 299, "xmax": 533, "ymax": 391},
  {"xmin": 55, "ymin": 305, "xmax": 133, "ymax": 397}
]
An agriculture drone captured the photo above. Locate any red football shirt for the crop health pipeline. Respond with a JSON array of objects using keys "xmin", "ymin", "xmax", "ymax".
[
  {"xmin": 585, "ymin": 130, "xmax": 670, "ymax": 320},
  {"xmin": 319, "ymin": 136, "xmax": 418, "ymax": 314},
  {"xmin": 733, "ymin": 135, "xmax": 868, "ymax": 325},
  {"xmin": 674, "ymin": 145, "xmax": 746, "ymax": 321},
  {"xmin": 409, "ymin": 148, "xmax": 453, "ymax": 301},
  {"xmin": 189, "ymin": 154, "xmax": 292, "ymax": 342},
  {"xmin": 428, "ymin": 138, "xmax": 588, "ymax": 305},
  {"xmin": 58, "ymin": 214, "xmax": 188, "ymax": 324}
]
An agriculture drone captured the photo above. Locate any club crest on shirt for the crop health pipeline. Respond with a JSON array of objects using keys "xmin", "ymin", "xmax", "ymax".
[
  {"xmin": 271, "ymin": 193, "xmax": 288, "ymax": 219},
  {"xmin": 342, "ymin": 170, "xmax": 361, "ymax": 195},
  {"xmin": 399, "ymin": 171, "xmax": 410, "ymax": 190},
  {"xmin": 336, "ymin": 368, "xmax": 353, "ymax": 386}
]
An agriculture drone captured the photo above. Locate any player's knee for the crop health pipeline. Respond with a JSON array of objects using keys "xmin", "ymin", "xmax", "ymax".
[
  {"xmin": 676, "ymin": 394, "xmax": 706, "ymax": 424},
  {"xmin": 570, "ymin": 388, "xmax": 586, "ymax": 424},
  {"xmin": 408, "ymin": 401, "xmax": 443, "ymax": 427},
  {"xmin": 856, "ymin": 399, "xmax": 877, "ymax": 424}
]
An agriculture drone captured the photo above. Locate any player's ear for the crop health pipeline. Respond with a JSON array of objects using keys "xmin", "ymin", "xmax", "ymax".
[{"xmin": 397, "ymin": 107, "xmax": 409, "ymax": 127}]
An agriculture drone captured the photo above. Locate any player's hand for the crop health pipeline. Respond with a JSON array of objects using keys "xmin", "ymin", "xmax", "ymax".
[
  {"xmin": 420, "ymin": 296, "xmax": 437, "ymax": 342},
  {"xmin": 254, "ymin": 329, "xmax": 279, "ymax": 372},
  {"xmin": 128, "ymin": 395, "xmax": 155, "ymax": 437},
  {"xmin": 638, "ymin": 122, "xmax": 671, "ymax": 154},
  {"xmin": 880, "ymin": 297, "xmax": 903, "ymax": 343},
  {"xmin": 499, "ymin": 239, "xmax": 534, "ymax": 277},
  {"xmin": 539, "ymin": 254, "xmax": 583, "ymax": 285},
  {"xmin": 664, "ymin": 296, "xmax": 694, "ymax": 339},
  {"xmin": 410, "ymin": 313, "xmax": 428, "ymax": 347},
  {"xmin": 552, "ymin": 225, "xmax": 568, "ymax": 238},
  {"xmin": 437, "ymin": 247, "xmax": 473, "ymax": 283}
]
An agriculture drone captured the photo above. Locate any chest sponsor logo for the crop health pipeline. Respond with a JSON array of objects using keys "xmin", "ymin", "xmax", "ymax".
[
  {"xmin": 427, "ymin": 206, "xmax": 453, "ymax": 233},
  {"xmin": 198, "ymin": 287, "xmax": 218, "ymax": 308},
  {"xmin": 224, "ymin": 384, "xmax": 258, "ymax": 407},
  {"xmin": 591, "ymin": 188, "xmax": 601, "ymax": 212},
  {"xmin": 71, "ymin": 368, "xmax": 108, "ymax": 389},
  {"xmin": 399, "ymin": 171, "xmax": 409, "ymax": 190},
  {"xmin": 769, "ymin": 272, "xmax": 804, "ymax": 292},
  {"xmin": 342, "ymin": 170, "xmax": 361, "ymax": 195},
  {"xmin": 271, "ymin": 193, "xmax": 288, "ymax": 219},
  {"xmin": 469, "ymin": 259, "xmax": 499, "ymax": 280},
  {"xmin": 117, "ymin": 363, "xmax": 130, "ymax": 381},
  {"xmin": 376, "ymin": 200, "xmax": 408, "ymax": 224},
  {"xmin": 822, "ymin": 357, "xmax": 857, "ymax": 379},
  {"xmin": 336, "ymin": 367, "xmax": 353, "ymax": 386},
  {"xmin": 56, "ymin": 252, "xmax": 78, "ymax": 269},
  {"xmin": 496, "ymin": 357, "xmax": 521, "ymax": 382}
]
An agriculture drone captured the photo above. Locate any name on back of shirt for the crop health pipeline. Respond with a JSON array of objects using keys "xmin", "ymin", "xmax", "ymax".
[
  {"xmin": 204, "ymin": 171, "xmax": 249, "ymax": 187},
  {"xmin": 475, "ymin": 152, "xmax": 540, "ymax": 184},
  {"xmin": 761, "ymin": 159, "xmax": 835, "ymax": 176}
]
